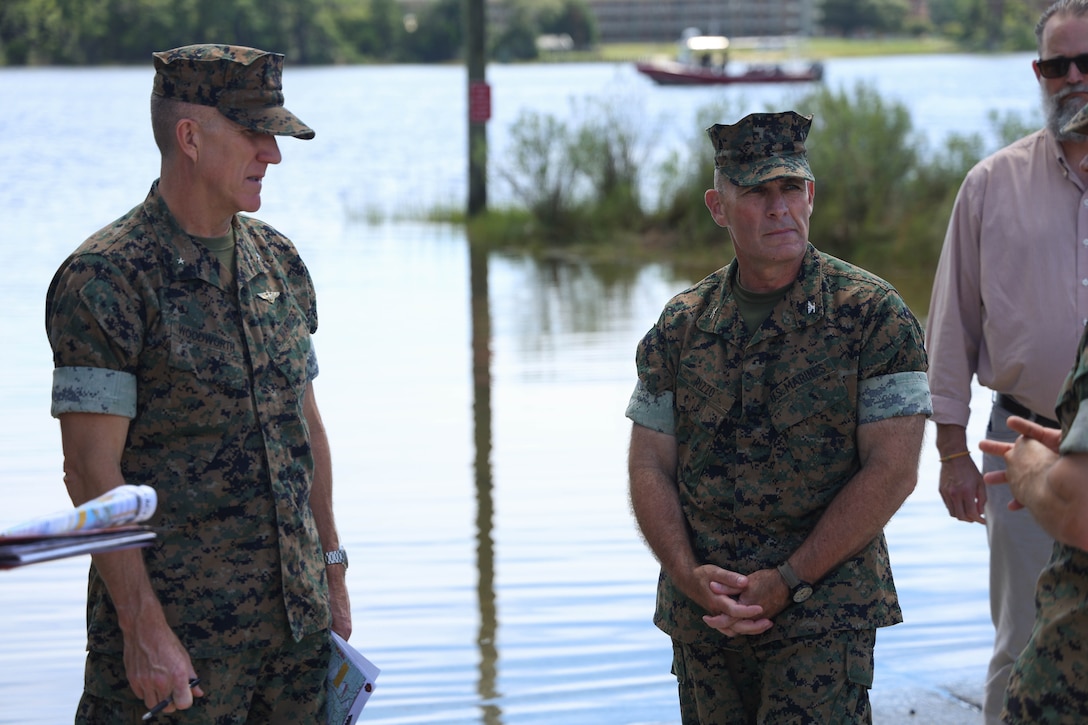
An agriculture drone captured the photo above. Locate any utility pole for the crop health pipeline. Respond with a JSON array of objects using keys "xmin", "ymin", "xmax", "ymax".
[{"xmin": 466, "ymin": 0, "xmax": 489, "ymax": 216}]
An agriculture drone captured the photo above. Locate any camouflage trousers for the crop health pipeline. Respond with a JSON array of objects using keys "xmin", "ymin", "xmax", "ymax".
[
  {"xmin": 671, "ymin": 628, "xmax": 875, "ymax": 725},
  {"xmin": 75, "ymin": 629, "xmax": 330, "ymax": 724}
]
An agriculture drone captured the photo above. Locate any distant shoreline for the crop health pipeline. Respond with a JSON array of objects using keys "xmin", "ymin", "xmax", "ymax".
[
  {"xmin": 0, "ymin": 37, "xmax": 978, "ymax": 69},
  {"xmin": 549, "ymin": 36, "xmax": 968, "ymax": 64}
]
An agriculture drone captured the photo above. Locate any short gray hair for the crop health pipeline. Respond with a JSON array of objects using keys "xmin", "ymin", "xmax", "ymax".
[
  {"xmin": 149, "ymin": 96, "xmax": 218, "ymax": 157},
  {"xmin": 1036, "ymin": 0, "xmax": 1088, "ymax": 49}
]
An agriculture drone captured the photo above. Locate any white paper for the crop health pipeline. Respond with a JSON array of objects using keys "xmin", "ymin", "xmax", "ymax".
[{"xmin": 0, "ymin": 484, "xmax": 157, "ymax": 538}]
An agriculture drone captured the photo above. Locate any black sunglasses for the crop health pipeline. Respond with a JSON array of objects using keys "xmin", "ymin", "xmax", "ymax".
[{"xmin": 1037, "ymin": 53, "xmax": 1088, "ymax": 79}]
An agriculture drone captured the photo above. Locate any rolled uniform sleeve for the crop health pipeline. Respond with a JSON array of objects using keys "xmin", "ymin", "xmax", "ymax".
[
  {"xmin": 857, "ymin": 284, "xmax": 932, "ymax": 422},
  {"xmin": 626, "ymin": 380, "xmax": 675, "ymax": 435},
  {"xmin": 1059, "ymin": 404, "xmax": 1088, "ymax": 454},
  {"xmin": 859, "ymin": 372, "xmax": 932, "ymax": 423},
  {"xmin": 306, "ymin": 339, "xmax": 319, "ymax": 382},
  {"xmin": 46, "ymin": 254, "xmax": 144, "ymax": 419},
  {"xmin": 1058, "ymin": 333, "xmax": 1088, "ymax": 455},
  {"xmin": 626, "ymin": 299, "xmax": 697, "ymax": 436},
  {"xmin": 52, "ymin": 366, "xmax": 137, "ymax": 418}
]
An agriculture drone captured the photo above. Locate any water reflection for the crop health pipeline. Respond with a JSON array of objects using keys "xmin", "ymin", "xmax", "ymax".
[{"xmin": 471, "ymin": 240, "xmax": 502, "ymax": 724}]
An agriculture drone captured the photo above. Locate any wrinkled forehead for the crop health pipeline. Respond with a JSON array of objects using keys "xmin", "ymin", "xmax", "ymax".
[{"xmin": 1041, "ymin": 11, "xmax": 1088, "ymax": 54}]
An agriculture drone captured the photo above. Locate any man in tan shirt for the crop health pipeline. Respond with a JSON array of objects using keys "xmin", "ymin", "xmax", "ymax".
[{"xmin": 926, "ymin": 1, "xmax": 1088, "ymax": 721}]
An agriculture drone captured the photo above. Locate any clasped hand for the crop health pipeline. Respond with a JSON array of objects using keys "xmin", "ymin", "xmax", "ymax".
[{"xmin": 694, "ymin": 565, "xmax": 788, "ymax": 637}]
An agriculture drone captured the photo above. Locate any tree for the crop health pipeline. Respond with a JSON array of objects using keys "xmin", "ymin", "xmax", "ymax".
[
  {"xmin": 539, "ymin": 0, "xmax": 598, "ymax": 50},
  {"xmin": 492, "ymin": 0, "xmax": 539, "ymax": 62},
  {"xmin": 400, "ymin": 0, "xmax": 462, "ymax": 62},
  {"xmin": 819, "ymin": 0, "xmax": 910, "ymax": 36}
]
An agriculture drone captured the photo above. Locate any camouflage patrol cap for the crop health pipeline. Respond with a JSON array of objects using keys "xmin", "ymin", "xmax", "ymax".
[
  {"xmin": 1062, "ymin": 103, "xmax": 1088, "ymax": 136},
  {"xmin": 152, "ymin": 44, "xmax": 315, "ymax": 140},
  {"xmin": 707, "ymin": 111, "xmax": 814, "ymax": 186}
]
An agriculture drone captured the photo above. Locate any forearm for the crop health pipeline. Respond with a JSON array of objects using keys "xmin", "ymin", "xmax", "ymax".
[
  {"xmin": 630, "ymin": 463, "xmax": 697, "ymax": 579},
  {"xmin": 790, "ymin": 415, "xmax": 925, "ymax": 583},
  {"xmin": 935, "ymin": 422, "xmax": 970, "ymax": 458},
  {"xmin": 303, "ymin": 384, "xmax": 351, "ymax": 636},
  {"xmin": 308, "ymin": 429, "xmax": 338, "ymax": 552},
  {"xmin": 92, "ymin": 548, "xmax": 171, "ymax": 632},
  {"xmin": 59, "ymin": 413, "xmax": 175, "ymax": 643},
  {"xmin": 628, "ymin": 425, "xmax": 699, "ymax": 588},
  {"xmin": 304, "ymin": 385, "xmax": 339, "ymax": 552}
]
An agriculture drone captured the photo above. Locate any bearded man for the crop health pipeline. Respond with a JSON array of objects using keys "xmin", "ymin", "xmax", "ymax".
[{"xmin": 926, "ymin": 1, "xmax": 1088, "ymax": 722}]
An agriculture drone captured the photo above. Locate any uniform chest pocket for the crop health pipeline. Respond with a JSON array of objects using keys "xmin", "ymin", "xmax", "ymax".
[
  {"xmin": 266, "ymin": 305, "xmax": 310, "ymax": 390},
  {"xmin": 166, "ymin": 323, "xmax": 249, "ymax": 392},
  {"xmin": 155, "ymin": 323, "xmax": 251, "ymax": 459},
  {"xmin": 675, "ymin": 368, "xmax": 738, "ymax": 430},
  {"xmin": 769, "ymin": 365, "xmax": 851, "ymax": 430},
  {"xmin": 769, "ymin": 365, "xmax": 856, "ymax": 489}
]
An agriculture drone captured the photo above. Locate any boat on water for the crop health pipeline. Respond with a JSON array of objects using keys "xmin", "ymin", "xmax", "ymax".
[{"xmin": 635, "ymin": 32, "xmax": 823, "ymax": 86}]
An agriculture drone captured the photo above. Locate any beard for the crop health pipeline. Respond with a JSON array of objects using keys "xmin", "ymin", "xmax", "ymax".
[{"xmin": 1044, "ymin": 83, "xmax": 1088, "ymax": 141}]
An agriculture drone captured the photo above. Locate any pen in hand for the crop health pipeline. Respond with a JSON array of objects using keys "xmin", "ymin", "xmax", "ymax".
[{"xmin": 141, "ymin": 677, "xmax": 200, "ymax": 721}]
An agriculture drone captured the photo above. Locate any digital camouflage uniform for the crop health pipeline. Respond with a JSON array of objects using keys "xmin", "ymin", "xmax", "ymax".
[
  {"xmin": 48, "ymin": 181, "xmax": 329, "ymax": 659},
  {"xmin": 1003, "ymin": 324, "xmax": 1088, "ymax": 724},
  {"xmin": 45, "ymin": 45, "xmax": 328, "ymax": 718},
  {"xmin": 627, "ymin": 240, "xmax": 931, "ymax": 721}
]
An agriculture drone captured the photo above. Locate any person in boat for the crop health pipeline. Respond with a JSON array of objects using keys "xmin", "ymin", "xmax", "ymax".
[
  {"xmin": 45, "ymin": 44, "xmax": 350, "ymax": 722},
  {"xmin": 625, "ymin": 110, "xmax": 931, "ymax": 722},
  {"xmin": 925, "ymin": 1, "xmax": 1088, "ymax": 721}
]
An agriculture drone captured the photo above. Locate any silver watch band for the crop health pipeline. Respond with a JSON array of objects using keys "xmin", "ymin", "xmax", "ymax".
[{"xmin": 324, "ymin": 546, "xmax": 348, "ymax": 569}]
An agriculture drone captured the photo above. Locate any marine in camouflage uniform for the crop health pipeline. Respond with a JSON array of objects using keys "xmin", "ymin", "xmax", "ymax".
[
  {"xmin": 1001, "ymin": 326, "xmax": 1088, "ymax": 723},
  {"xmin": 45, "ymin": 44, "xmax": 347, "ymax": 723},
  {"xmin": 626, "ymin": 111, "xmax": 931, "ymax": 724},
  {"xmin": 994, "ymin": 99, "xmax": 1088, "ymax": 725}
]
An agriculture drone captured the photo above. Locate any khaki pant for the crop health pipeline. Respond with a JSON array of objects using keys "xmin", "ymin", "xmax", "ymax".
[{"xmin": 983, "ymin": 404, "xmax": 1055, "ymax": 725}]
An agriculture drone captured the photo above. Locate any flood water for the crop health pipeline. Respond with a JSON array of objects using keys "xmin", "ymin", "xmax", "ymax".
[{"xmin": 0, "ymin": 53, "xmax": 1041, "ymax": 723}]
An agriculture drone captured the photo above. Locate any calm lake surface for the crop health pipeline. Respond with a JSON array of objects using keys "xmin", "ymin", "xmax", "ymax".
[{"xmin": 0, "ymin": 54, "xmax": 1040, "ymax": 723}]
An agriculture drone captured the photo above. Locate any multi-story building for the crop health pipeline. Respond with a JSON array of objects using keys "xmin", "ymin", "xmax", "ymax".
[
  {"xmin": 402, "ymin": 0, "xmax": 820, "ymax": 45},
  {"xmin": 587, "ymin": 0, "xmax": 818, "ymax": 42}
]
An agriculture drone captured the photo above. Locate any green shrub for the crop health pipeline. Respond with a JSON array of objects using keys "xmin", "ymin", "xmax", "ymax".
[
  {"xmin": 648, "ymin": 100, "xmax": 741, "ymax": 249},
  {"xmin": 800, "ymin": 82, "xmax": 920, "ymax": 263},
  {"xmin": 496, "ymin": 94, "xmax": 650, "ymax": 244},
  {"xmin": 488, "ymin": 82, "xmax": 1036, "ymax": 279}
]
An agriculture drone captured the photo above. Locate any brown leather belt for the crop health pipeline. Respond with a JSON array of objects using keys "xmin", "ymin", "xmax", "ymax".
[{"xmin": 995, "ymin": 393, "xmax": 1060, "ymax": 429}]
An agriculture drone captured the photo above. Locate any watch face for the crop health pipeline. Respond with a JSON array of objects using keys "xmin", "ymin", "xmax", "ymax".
[{"xmin": 793, "ymin": 585, "xmax": 813, "ymax": 603}]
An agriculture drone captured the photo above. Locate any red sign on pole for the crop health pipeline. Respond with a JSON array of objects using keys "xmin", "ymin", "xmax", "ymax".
[{"xmin": 469, "ymin": 81, "xmax": 491, "ymax": 124}]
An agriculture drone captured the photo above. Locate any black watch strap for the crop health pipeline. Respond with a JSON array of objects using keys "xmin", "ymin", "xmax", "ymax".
[{"xmin": 777, "ymin": 561, "xmax": 813, "ymax": 603}]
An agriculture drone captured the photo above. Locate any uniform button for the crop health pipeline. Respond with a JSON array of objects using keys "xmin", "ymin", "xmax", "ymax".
[
  {"xmin": 1082, "ymin": 279, "xmax": 1088, "ymax": 286},
  {"xmin": 1083, "ymin": 238, "xmax": 1088, "ymax": 246}
]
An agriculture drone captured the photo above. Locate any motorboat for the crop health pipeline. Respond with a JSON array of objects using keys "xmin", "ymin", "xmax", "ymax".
[{"xmin": 635, "ymin": 33, "xmax": 823, "ymax": 86}]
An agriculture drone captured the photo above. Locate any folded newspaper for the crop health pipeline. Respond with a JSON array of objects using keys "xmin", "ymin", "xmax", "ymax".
[
  {"xmin": 0, "ymin": 484, "xmax": 157, "ymax": 569},
  {"xmin": 327, "ymin": 631, "xmax": 380, "ymax": 724}
]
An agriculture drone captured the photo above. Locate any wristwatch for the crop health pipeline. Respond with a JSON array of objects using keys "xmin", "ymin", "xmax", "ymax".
[
  {"xmin": 324, "ymin": 546, "xmax": 349, "ymax": 570},
  {"xmin": 776, "ymin": 561, "xmax": 813, "ymax": 603}
]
